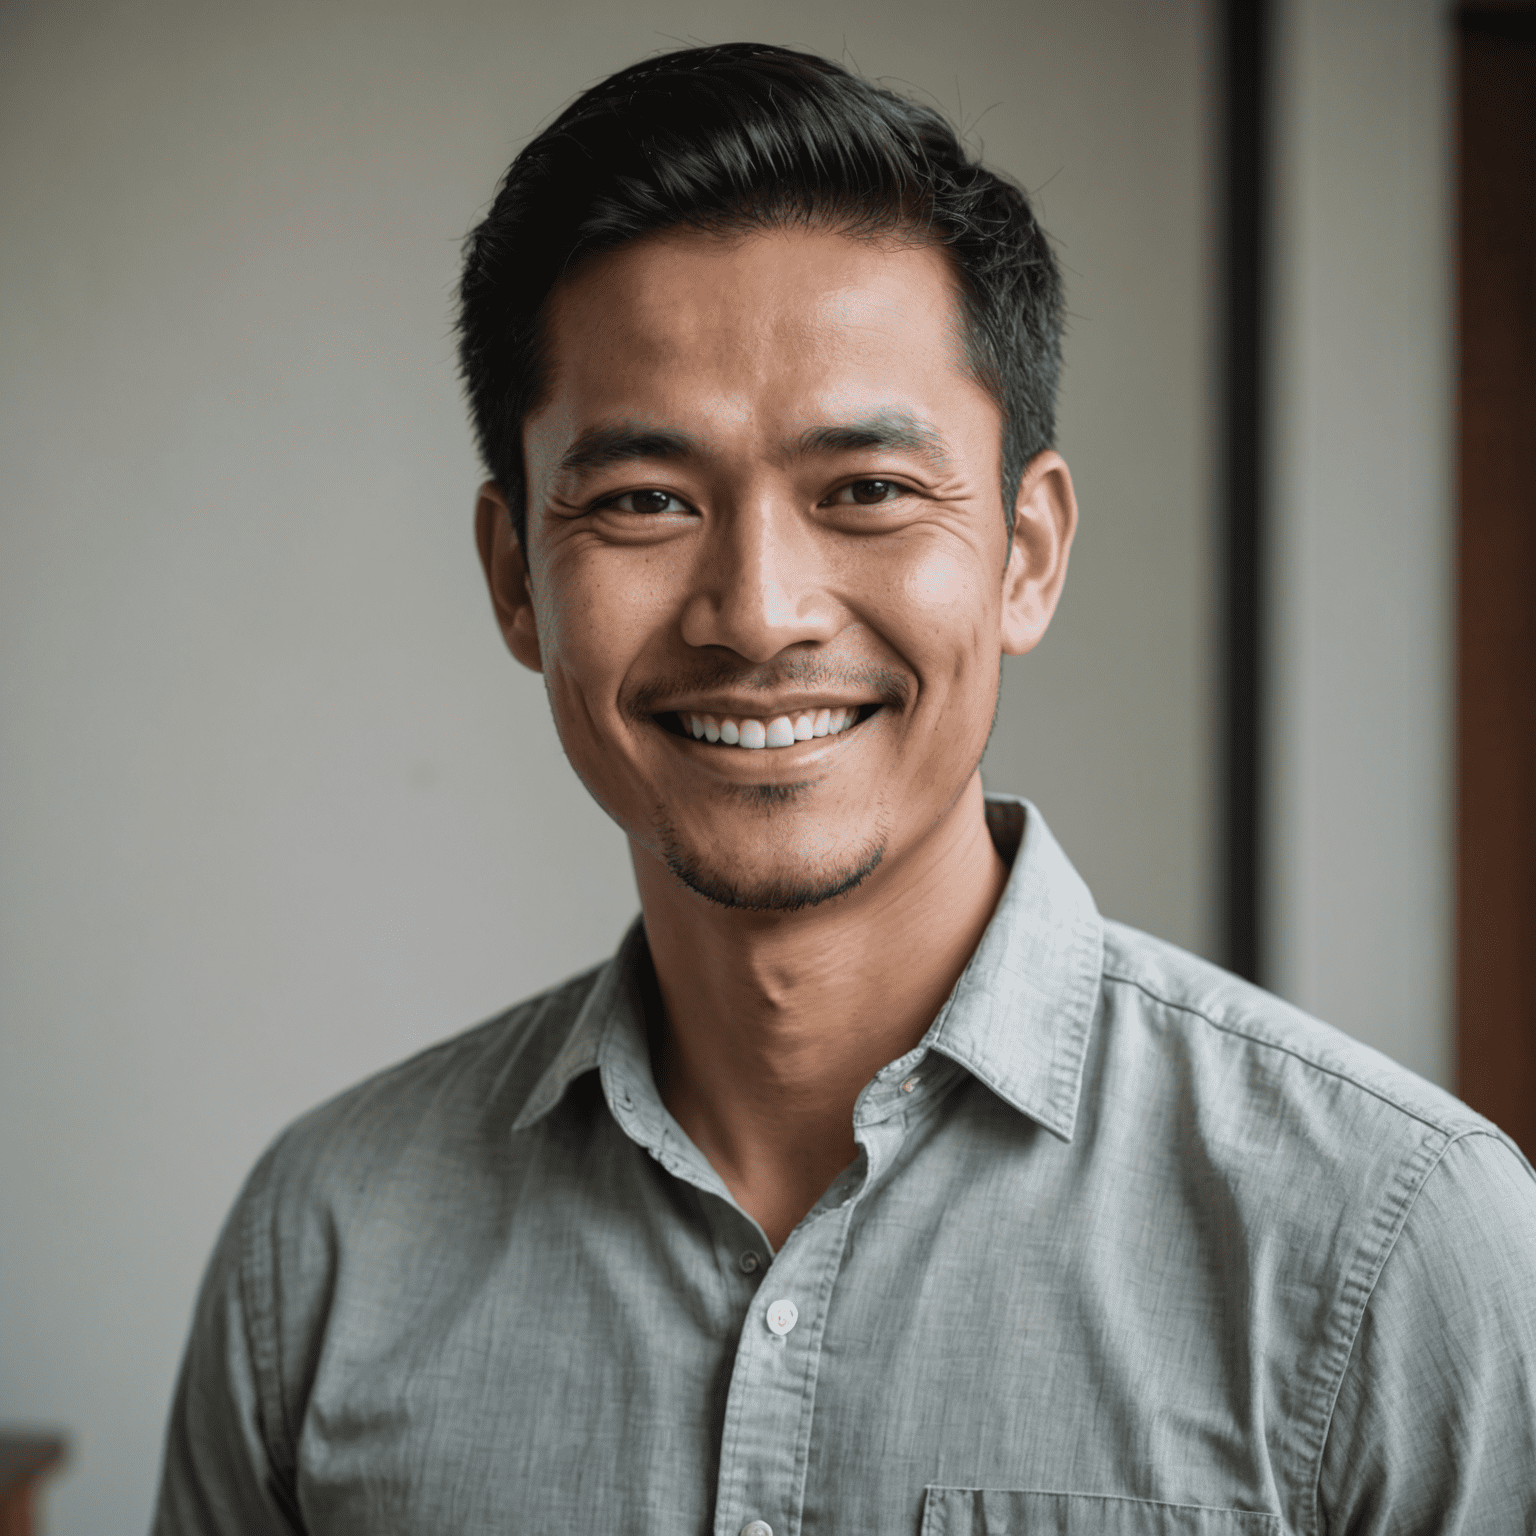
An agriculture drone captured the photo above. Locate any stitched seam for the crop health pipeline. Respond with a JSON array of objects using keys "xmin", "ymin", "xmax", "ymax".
[
  {"xmin": 713, "ymin": 1300, "xmax": 756, "ymax": 1535},
  {"xmin": 922, "ymin": 1485, "xmax": 1283, "ymax": 1524},
  {"xmin": 1052, "ymin": 909, "xmax": 1105, "ymax": 1129},
  {"xmin": 238, "ymin": 1153, "xmax": 299, "ymax": 1507},
  {"xmin": 1101, "ymin": 970, "xmax": 1467, "ymax": 1137},
  {"xmin": 1297, "ymin": 1127, "xmax": 1463, "ymax": 1536},
  {"xmin": 784, "ymin": 1205, "xmax": 857, "ymax": 1536}
]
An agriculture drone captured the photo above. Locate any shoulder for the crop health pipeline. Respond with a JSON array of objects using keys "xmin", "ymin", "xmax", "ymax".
[
  {"xmin": 1317, "ymin": 1106, "xmax": 1536, "ymax": 1527},
  {"xmin": 1089, "ymin": 921, "xmax": 1531, "ymax": 1301},
  {"xmin": 244, "ymin": 959, "xmax": 608, "ymax": 1223},
  {"xmin": 1091, "ymin": 923, "xmax": 1536, "ymax": 1519},
  {"xmin": 177, "ymin": 960, "xmax": 614, "ymax": 1465},
  {"xmin": 1099, "ymin": 919, "xmax": 1497, "ymax": 1145}
]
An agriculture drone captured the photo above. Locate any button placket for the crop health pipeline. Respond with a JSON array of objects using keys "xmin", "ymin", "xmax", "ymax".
[{"xmin": 710, "ymin": 1202, "xmax": 855, "ymax": 1536}]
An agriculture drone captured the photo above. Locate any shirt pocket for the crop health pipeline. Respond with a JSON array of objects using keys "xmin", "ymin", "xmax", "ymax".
[{"xmin": 920, "ymin": 1488, "xmax": 1285, "ymax": 1536}]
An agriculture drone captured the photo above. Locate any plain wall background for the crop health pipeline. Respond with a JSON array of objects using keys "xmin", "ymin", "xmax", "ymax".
[
  {"xmin": 1269, "ymin": 0, "xmax": 1453, "ymax": 1085},
  {"xmin": 0, "ymin": 3, "xmax": 1217, "ymax": 1527},
  {"xmin": 0, "ymin": 1, "xmax": 1453, "ymax": 1531}
]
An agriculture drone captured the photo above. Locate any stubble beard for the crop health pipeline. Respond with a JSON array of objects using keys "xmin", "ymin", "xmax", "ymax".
[{"xmin": 655, "ymin": 784, "xmax": 888, "ymax": 913}]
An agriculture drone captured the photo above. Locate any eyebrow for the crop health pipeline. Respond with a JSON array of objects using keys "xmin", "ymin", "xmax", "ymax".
[
  {"xmin": 554, "ymin": 411, "xmax": 953, "ymax": 478},
  {"xmin": 557, "ymin": 426, "xmax": 700, "ymax": 476},
  {"xmin": 795, "ymin": 413, "xmax": 953, "ymax": 469}
]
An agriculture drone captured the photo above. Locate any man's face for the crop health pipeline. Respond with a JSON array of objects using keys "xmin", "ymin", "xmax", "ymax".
[{"xmin": 483, "ymin": 226, "xmax": 1071, "ymax": 910}]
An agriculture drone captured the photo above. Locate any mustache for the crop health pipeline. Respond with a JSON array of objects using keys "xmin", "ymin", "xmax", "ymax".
[{"xmin": 624, "ymin": 654, "xmax": 910, "ymax": 719}]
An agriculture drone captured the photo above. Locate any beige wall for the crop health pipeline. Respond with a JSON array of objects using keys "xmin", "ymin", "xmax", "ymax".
[{"xmin": 0, "ymin": 2, "xmax": 1215, "ymax": 1529}]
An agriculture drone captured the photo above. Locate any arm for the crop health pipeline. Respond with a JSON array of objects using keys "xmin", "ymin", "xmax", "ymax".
[
  {"xmin": 1317, "ymin": 1130, "xmax": 1536, "ymax": 1534},
  {"xmin": 151, "ymin": 1164, "xmax": 305, "ymax": 1536}
]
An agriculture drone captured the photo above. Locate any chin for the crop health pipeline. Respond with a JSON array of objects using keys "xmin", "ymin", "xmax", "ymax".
[{"xmin": 657, "ymin": 821, "xmax": 887, "ymax": 913}]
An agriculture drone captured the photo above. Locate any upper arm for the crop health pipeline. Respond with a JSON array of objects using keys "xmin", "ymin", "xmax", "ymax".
[
  {"xmin": 1317, "ymin": 1131, "xmax": 1536, "ymax": 1535},
  {"xmin": 151, "ymin": 1159, "xmax": 305, "ymax": 1536}
]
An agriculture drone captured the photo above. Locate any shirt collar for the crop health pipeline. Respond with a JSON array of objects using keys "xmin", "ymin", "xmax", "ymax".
[
  {"xmin": 511, "ymin": 920, "xmax": 651, "ymax": 1133},
  {"xmin": 922, "ymin": 796, "xmax": 1103, "ymax": 1141},
  {"xmin": 513, "ymin": 796, "xmax": 1102, "ymax": 1143}
]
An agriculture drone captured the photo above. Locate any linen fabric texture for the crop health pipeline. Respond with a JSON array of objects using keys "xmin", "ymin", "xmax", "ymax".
[{"xmin": 153, "ymin": 799, "xmax": 1536, "ymax": 1535}]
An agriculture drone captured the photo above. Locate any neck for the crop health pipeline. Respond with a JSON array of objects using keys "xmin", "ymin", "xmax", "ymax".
[{"xmin": 633, "ymin": 772, "xmax": 1008, "ymax": 1250}]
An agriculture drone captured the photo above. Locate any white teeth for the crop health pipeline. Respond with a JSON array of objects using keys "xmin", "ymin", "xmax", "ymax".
[{"xmin": 680, "ymin": 706, "xmax": 869, "ymax": 749}]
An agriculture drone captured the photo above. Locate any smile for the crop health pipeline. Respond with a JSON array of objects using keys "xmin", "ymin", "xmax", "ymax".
[{"xmin": 658, "ymin": 705, "xmax": 878, "ymax": 751}]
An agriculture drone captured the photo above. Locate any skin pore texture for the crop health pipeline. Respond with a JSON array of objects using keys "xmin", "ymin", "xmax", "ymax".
[{"xmin": 476, "ymin": 226, "xmax": 1076, "ymax": 1248}]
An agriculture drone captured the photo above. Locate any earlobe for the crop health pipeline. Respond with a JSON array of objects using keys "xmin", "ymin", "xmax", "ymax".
[
  {"xmin": 474, "ymin": 483, "xmax": 544, "ymax": 673},
  {"xmin": 1000, "ymin": 450, "xmax": 1077, "ymax": 656}
]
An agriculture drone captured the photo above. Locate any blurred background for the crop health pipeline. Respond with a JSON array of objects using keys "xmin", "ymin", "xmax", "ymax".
[{"xmin": 4, "ymin": 0, "xmax": 1523, "ymax": 1530}]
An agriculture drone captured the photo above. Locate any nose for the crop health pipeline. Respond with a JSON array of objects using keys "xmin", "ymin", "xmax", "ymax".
[{"xmin": 678, "ymin": 494, "xmax": 843, "ymax": 663}]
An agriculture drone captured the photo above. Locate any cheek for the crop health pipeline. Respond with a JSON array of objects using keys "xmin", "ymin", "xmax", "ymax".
[
  {"xmin": 887, "ymin": 545, "xmax": 1000, "ymax": 668},
  {"xmin": 533, "ymin": 546, "xmax": 690, "ymax": 758},
  {"xmin": 536, "ymin": 554, "xmax": 655, "ymax": 691}
]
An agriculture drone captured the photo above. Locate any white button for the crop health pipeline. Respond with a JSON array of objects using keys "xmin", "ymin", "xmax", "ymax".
[
  {"xmin": 741, "ymin": 1523, "xmax": 773, "ymax": 1536},
  {"xmin": 765, "ymin": 1298, "xmax": 799, "ymax": 1336},
  {"xmin": 739, "ymin": 1251, "xmax": 761, "ymax": 1274},
  {"xmin": 900, "ymin": 1075, "xmax": 921, "ymax": 1093}
]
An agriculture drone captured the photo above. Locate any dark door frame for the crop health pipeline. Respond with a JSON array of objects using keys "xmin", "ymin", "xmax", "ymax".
[{"xmin": 1454, "ymin": 3, "xmax": 1536, "ymax": 1156}]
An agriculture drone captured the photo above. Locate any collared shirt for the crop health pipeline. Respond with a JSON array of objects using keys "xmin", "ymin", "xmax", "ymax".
[{"xmin": 154, "ymin": 799, "xmax": 1536, "ymax": 1536}]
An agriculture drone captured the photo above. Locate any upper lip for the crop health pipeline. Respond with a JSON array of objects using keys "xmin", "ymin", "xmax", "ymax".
[{"xmin": 648, "ymin": 695, "xmax": 879, "ymax": 718}]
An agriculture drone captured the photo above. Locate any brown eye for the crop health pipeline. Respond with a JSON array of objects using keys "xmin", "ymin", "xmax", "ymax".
[
  {"xmin": 628, "ymin": 490, "xmax": 676, "ymax": 514},
  {"xmin": 849, "ymin": 480, "xmax": 896, "ymax": 504},
  {"xmin": 602, "ymin": 489, "xmax": 686, "ymax": 515}
]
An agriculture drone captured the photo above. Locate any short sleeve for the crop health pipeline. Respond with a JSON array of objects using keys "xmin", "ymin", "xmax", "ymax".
[
  {"xmin": 151, "ymin": 1157, "xmax": 304, "ymax": 1536},
  {"xmin": 1317, "ymin": 1130, "xmax": 1536, "ymax": 1534}
]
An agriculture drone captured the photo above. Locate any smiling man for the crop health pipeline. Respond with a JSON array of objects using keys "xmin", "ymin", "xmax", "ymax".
[{"xmin": 155, "ymin": 43, "xmax": 1536, "ymax": 1536}]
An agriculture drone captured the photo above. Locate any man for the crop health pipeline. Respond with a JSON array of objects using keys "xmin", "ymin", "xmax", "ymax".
[{"xmin": 155, "ymin": 43, "xmax": 1536, "ymax": 1535}]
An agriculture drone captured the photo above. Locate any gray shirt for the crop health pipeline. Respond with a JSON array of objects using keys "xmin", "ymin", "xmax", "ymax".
[{"xmin": 154, "ymin": 799, "xmax": 1536, "ymax": 1535}]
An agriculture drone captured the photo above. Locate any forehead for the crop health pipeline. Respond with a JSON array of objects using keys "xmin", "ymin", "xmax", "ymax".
[{"xmin": 531, "ymin": 226, "xmax": 991, "ymax": 447}]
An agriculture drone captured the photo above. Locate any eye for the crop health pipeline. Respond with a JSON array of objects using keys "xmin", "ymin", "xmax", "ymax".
[
  {"xmin": 827, "ymin": 479, "xmax": 907, "ymax": 506},
  {"xmin": 597, "ymin": 489, "xmax": 689, "ymax": 515}
]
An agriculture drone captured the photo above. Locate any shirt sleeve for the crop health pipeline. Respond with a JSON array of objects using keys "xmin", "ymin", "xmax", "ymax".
[
  {"xmin": 1317, "ymin": 1129, "xmax": 1536, "ymax": 1534},
  {"xmin": 151, "ymin": 1160, "xmax": 305, "ymax": 1536}
]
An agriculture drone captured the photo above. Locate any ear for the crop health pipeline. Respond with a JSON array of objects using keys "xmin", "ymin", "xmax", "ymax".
[
  {"xmin": 474, "ymin": 482, "xmax": 543, "ymax": 673},
  {"xmin": 1000, "ymin": 450, "xmax": 1077, "ymax": 656}
]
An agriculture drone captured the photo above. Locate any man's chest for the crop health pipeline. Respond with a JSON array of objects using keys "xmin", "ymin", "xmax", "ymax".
[{"xmin": 281, "ymin": 1108, "xmax": 1311, "ymax": 1536}]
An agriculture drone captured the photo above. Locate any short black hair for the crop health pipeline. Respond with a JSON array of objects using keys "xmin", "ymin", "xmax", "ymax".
[{"xmin": 458, "ymin": 42, "xmax": 1063, "ymax": 548}]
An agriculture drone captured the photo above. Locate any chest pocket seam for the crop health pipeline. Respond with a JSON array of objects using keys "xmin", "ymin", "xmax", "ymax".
[{"xmin": 920, "ymin": 1486, "xmax": 1286, "ymax": 1535}]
